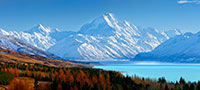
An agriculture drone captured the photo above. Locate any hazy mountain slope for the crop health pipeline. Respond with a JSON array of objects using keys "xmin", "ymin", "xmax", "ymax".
[
  {"xmin": 0, "ymin": 49, "xmax": 89, "ymax": 68},
  {"xmin": 133, "ymin": 32, "xmax": 200, "ymax": 63},
  {"xmin": 0, "ymin": 34, "xmax": 62, "ymax": 60},
  {"xmin": 48, "ymin": 13, "xmax": 182, "ymax": 60}
]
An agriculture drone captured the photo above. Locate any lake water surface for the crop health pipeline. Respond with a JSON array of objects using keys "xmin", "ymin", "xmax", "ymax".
[{"xmin": 94, "ymin": 64, "xmax": 200, "ymax": 82}]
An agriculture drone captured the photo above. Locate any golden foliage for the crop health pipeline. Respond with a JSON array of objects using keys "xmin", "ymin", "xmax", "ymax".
[
  {"xmin": 0, "ymin": 49, "xmax": 90, "ymax": 68},
  {"xmin": 8, "ymin": 77, "xmax": 34, "ymax": 90}
]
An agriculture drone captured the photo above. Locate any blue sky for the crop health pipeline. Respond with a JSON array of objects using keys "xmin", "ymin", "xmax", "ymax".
[{"xmin": 0, "ymin": 0, "xmax": 200, "ymax": 32}]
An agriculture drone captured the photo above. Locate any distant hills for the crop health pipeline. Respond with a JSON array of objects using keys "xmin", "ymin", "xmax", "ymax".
[{"xmin": 0, "ymin": 13, "xmax": 182, "ymax": 61}]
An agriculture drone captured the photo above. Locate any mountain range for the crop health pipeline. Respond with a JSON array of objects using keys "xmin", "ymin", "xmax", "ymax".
[
  {"xmin": 134, "ymin": 32, "xmax": 200, "ymax": 63},
  {"xmin": 0, "ymin": 13, "xmax": 182, "ymax": 60},
  {"xmin": 0, "ymin": 34, "xmax": 62, "ymax": 60},
  {"xmin": 48, "ymin": 13, "xmax": 182, "ymax": 60}
]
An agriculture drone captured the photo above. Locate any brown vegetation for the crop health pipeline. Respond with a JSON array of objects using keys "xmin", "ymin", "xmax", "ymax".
[
  {"xmin": 8, "ymin": 77, "xmax": 34, "ymax": 90},
  {"xmin": 0, "ymin": 49, "xmax": 89, "ymax": 68}
]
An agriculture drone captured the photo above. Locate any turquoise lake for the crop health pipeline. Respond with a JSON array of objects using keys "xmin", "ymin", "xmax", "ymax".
[{"xmin": 94, "ymin": 64, "xmax": 200, "ymax": 82}]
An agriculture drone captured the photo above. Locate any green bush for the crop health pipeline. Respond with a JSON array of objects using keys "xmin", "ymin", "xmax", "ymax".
[{"xmin": 0, "ymin": 72, "xmax": 14, "ymax": 85}]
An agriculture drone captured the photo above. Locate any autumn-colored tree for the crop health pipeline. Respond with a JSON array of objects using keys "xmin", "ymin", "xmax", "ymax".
[
  {"xmin": 76, "ymin": 70, "xmax": 87, "ymax": 87},
  {"xmin": 134, "ymin": 75, "xmax": 142, "ymax": 84},
  {"xmin": 14, "ymin": 67, "xmax": 19, "ymax": 77},
  {"xmin": 73, "ymin": 85, "xmax": 78, "ymax": 90},
  {"xmin": 4, "ymin": 68, "xmax": 8, "ymax": 72},
  {"xmin": 57, "ymin": 84, "xmax": 62, "ymax": 90},
  {"xmin": 33, "ymin": 69, "xmax": 37, "ymax": 78},
  {"xmin": 105, "ymin": 73, "xmax": 111, "ymax": 89},
  {"xmin": 142, "ymin": 80, "xmax": 146, "ymax": 86},
  {"xmin": 26, "ymin": 67, "xmax": 31, "ymax": 77},
  {"xmin": 67, "ymin": 75, "xmax": 74, "ymax": 85},
  {"xmin": 99, "ymin": 73, "xmax": 106, "ymax": 89},
  {"xmin": 85, "ymin": 74, "xmax": 93, "ymax": 87},
  {"xmin": 65, "ymin": 70, "xmax": 74, "ymax": 84},
  {"xmin": 92, "ymin": 75, "xmax": 98, "ymax": 85},
  {"xmin": 41, "ymin": 72, "xmax": 46, "ymax": 79},
  {"xmin": 51, "ymin": 68, "xmax": 54, "ymax": 73},
  {"xmin": 50, "ymin": 72, "xmax": 56, "ymax": 82},
  {"xmin": 58, "ymin": 69, "xmax": 65, "ymax": 82},
  {"xmin": 30, "ymin": 65, "xmax": 33, "ymax": 70},
  {"xmin": 8, "ymin": 68, "xmax": 15, "ymax": 75},
  {"xmin": 9, "ymin": 78, "xmax": 34, "ymax": 90},
  {"xmin": 37, "ymin": 82, "xmax": 52, "ymax": 90},
  {"xmin": 1, "ymin": 68, "xmax": 4, "ymax": 72},
  {"xmin": 38, "ymin": 72, "xmax": 45, "ymax": 80}
]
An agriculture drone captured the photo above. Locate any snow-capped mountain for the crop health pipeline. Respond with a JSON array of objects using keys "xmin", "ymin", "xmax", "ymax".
[
  {"xmin": 133, "ymin": 32, "xmax": 200, "ymax": 63},
  {"xmin": 0, "ymin": 24, "xmax": 58, "ymax": 51},
  {"xmin": 0, "ymin": 24, "xmax": 76, "ymax": 51},
  {"xmin": 0, "ymin": 13, "xmax": 183, "ymax": 60},
  {"xmin": 48, "ymin": 13, "xmax": 182, "ymax": 60},
  {"xmin": 164, "ymin": 29, "xmax": 182, "ymax": 38},
  {"xmin": 0, "ymin": 34, "xmax": 62, "ymax": 60}
]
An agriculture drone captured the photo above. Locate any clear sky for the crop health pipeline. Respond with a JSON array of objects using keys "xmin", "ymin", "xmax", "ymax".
[{"xmin": 0, "ymin": 0, "xmax": 200, "ymax": 32}]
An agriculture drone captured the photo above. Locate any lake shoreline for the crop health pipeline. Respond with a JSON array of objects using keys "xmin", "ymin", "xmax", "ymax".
[{"xmin": 94, "ymin": 64, "xmax": 200, "ymax": 82}]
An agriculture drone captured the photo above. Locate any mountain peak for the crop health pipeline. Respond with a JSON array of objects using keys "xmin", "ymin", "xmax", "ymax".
[
  {"xmin": 36, "ymin": 24, "xmax": 45, "ymax": 29},
  {"xmin": 90, "ymin": 13, "xmax": 118, "ymax": 26},
  {"xmin": 53, "ymin": 28, "xmax": 61, "ymax": 32},
  {"xmin": 164, "ymin": 29, "xmax": 183, "ymax": 38},
  {"xmin": 78, "ymin": 13, "xmax": 121, "ymax": 35},
  {"xmin": 102, "ymin": 13, "xmax": 115, "ymax": 19},
  {"xmin": 103, "ymin": 13, "xmax": 113, "ymax": 16},
  {"xmin": 0, "ymin": 28, "xmax": 9, "ymax": 35},
  {"xmin": 34, "ymin": 24, "xmax": 49, "ymax": 31},
  {"xmin": 26, "ymin": 24, "xmax": 51, "ymax": 34},
  {"xmin": 102, "ymin": 13, "xmax": 118, "ymax": 24},
  {"xmin": 172, "ymin": 28, "xmax": 182, "ymax": 34}
]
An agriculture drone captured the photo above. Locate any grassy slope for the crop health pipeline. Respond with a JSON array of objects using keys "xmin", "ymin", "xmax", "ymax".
[{"xmin": 0, "ymin": 49, "xmax": 90, "ymax": 68}]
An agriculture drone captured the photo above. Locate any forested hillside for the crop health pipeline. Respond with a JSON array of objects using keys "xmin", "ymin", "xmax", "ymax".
[{"xmin": 0, "ymin": 63, "xmax": 200, "ymax": 90}]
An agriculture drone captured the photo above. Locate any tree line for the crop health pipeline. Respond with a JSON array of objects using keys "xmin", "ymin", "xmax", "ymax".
[{"xmin": 1, "ymin": 63, "xmax": 200, "ymax": 90}]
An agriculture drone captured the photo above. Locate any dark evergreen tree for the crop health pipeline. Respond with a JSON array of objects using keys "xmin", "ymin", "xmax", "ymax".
[
  {"xmin": 33, "ymin": 79, "xmax": 39, "ymax": 90},
  {"xmin": 179, "ymin": 77, "xmax": 186, "ymax": 85},
  {"xmin": 158, "ymin": 77, "xmax": 166, "ymax": 83},
  {"xmin": 183, "ymin": 84, "xmax": 189, "ymax": 90},
  {"xmin": 197, "ymin": 82, "xmax": 200, "ymax": 90},
  {"xmin": 165, "ymin": 84, "xmax": 169, "ymax": 90},
  {"xmin": 189, "ymin": 83, "xmax": 195, "ymax": 90}
]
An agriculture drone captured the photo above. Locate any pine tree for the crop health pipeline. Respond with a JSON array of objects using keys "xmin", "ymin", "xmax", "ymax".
[
  {"xmin": 179, "ymin": 77, "xmax": 186, "ymax": 85},
  {"xmin": 164, "ymin": 84, "xmax": 169, "ymax": 90},
  {"xmin": 34, "ymin": 79, "xmax": 39, "ymax": 90}
]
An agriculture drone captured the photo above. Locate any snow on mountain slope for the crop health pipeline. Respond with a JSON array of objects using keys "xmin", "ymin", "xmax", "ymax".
[
  {"xmin": 0, "ymin": 24, "xmax": 57, "ymax": 51},
  {"xmin": 133, "ymin": 32, "xmax": 200, "ymax": 63},
  {"xmin": 164, "ymin": 29, "xmax": 182, "ymax": 38},
  {"xmin": 0, "ymin": 34, "xmax": 62, "ymax": 60},
  {"xmin": 0, "ymin": 13, "xmax": 183, "ymax": 61},
  {"xmin": 48, "ymin": 13, "xmax": 182, "ymax": 60}
]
